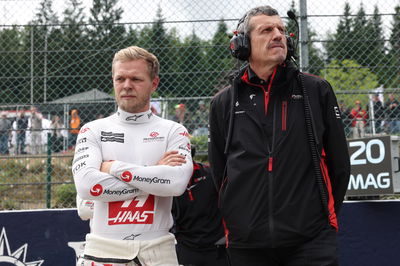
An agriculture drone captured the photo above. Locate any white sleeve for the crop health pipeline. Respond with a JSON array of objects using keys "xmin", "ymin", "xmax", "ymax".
[
  {"xmin": 72, "ymin": 124, "xmax": 142, "ymax": 202},
  {"xmin": 109, "ymin": 124, "xmax": 193, "ymax": 197},
  {"xmin": 76, "ymin": 194, "xmax": 94, "ymax": 221}
]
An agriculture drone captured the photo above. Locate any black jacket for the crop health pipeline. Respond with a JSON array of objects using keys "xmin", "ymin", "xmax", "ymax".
[
  {"xmin": 208, "ymin": 63, "xmax": 350, "ymax": 248},
  {"xmin": 172, "ymin": 162, "xmax": 225, "ymax": 250}
]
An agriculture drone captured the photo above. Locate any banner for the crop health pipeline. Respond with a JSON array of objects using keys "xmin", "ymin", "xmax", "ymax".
[
  {"xmin": 2, "ymin": 203, "xmax": 400, "ymax": 266},
  {"xmin": 0, "ymin": 209, "xmax": 89, "ymax": 266},
  {"xmin": 347, "ymin": 135, "xmax": 398, "ymax": 196}
]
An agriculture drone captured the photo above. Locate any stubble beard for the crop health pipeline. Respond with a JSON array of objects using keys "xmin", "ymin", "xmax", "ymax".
[{"xmin": 118, "ymin": 96, "xmax": 150, "ymax": 114}]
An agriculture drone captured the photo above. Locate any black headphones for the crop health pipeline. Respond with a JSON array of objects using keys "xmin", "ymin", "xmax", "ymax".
[{"xmin": 229, "ymin": 14, "xmax": 296, "ymax": 61}]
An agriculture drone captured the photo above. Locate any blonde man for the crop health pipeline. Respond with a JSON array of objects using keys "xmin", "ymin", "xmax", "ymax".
[{"xmin": 73, "ymin": 46, "xmax": 193, "ymax": 266}]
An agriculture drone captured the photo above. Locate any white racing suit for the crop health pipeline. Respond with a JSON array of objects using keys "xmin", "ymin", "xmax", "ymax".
[{"xmin": 73, "ymin": 108, "xmax": 193, "ymax": 266}]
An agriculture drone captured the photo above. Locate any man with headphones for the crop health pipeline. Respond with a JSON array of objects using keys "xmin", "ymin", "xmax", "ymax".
[{"xmin": 208, "ymin": 5, "xmax": 350, "ymax": 266}]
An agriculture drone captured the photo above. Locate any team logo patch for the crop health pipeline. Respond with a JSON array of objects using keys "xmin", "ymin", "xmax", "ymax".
[
  {"xmin": 77, "ymin": 137, "xmax": 87, "ymax": 144},
  {"xmin": 108, "ymin": 195, "xmax": 155, "ymax": 225},
  {"xmin": 101, "ymin": 131, "xmax": 124, "ymax": 143},
  {"xmin": 149, "ymin": 131, "xmax": 159, "ymax": 138},
  {"xmin": 90, "ymin": 184, "xmax": 103, "ymax": 196},
  {"xmin": 334, "ymin": 106, "xmax": 341, "ymax": 119},
  {"xmin": 79, "ymin": 127, "xmax": 90, "ymax": 134},
  {"xmin": 121, "ymin": 171, "xmax": 133, "ymax": 182},
  {"xmin": 178, "ymin": 143, "xmax": 191, "ymax": 153},
  {"xmin": 179, "ymin": 131, "xmax": 190, "ymax": 138},
  {"xmin": 291, "ymin": 94, "xmax": 303, "ymax": 100},
  {"xmin": 126, "ymin": 114, "xmax": 143, "ymax": 121},
  {"xmin": 75, "ymin": 146, "xmax": 88, "ymax": 154},
  {"xmin": 72, "ymin": 154, "xmax": 89, "ymax": 164},
  {"xmin": 143, "ymin": 131, "xmax": 165, "ymax": 142}
]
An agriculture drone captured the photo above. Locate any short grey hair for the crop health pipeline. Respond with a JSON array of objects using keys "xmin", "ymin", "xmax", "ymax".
[{"xmin": 238, "ymin": 6, "xmax": 280, "ymax": 36}]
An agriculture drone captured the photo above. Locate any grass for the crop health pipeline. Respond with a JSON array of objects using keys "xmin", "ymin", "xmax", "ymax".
[{"xmin": 0, "ymin": 153, "xmax": 76, "ymax": 210}]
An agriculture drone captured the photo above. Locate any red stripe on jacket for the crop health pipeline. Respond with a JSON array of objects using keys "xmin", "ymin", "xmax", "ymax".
[{"xmin": 320, "ymin": 149, "xmax": 338, "ymax": 230}]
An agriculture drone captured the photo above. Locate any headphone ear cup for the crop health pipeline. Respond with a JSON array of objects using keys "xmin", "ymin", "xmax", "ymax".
[
  {"xmin": 230, "ymin": 33, "xmax": 251, "ymax": 61},
  {"xmin": 286, "ymin": 35, "xmax": 295, "ymax": 60}
]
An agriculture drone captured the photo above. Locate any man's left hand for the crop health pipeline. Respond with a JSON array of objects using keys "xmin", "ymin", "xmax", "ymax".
[{"xmin": 100, "ymin": 160, "xmax": 114, "ymax": 174}]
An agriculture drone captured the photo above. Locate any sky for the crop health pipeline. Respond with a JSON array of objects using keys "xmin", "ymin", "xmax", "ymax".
[{"xmin": 0, "ymin": 0, "xmax": 398, "ymax": 41}]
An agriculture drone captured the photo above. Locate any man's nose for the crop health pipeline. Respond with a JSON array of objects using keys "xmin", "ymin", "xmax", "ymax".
[
  {"xmin": 123, "ymin": 79, "xmax": 134, "ymax": 89},
  {"xmin": 272, "ymin": 28, "xmax": 284, "ymax": 40}
]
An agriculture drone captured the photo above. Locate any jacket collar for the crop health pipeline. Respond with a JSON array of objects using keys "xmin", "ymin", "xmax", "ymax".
[{"xmin": 116, "ymin": 107, "xmax": 154, "ymax": 124}]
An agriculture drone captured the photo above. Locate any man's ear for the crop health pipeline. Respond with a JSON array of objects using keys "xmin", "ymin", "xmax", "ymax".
[{"xmin": 152, "ymin": 76, "xmax": 160, "ymax": 93}]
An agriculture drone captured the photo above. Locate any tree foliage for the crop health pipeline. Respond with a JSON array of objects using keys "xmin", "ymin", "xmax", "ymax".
[
  {"xmin": 322, "ymin": 59, "xmax": 379, "ymax": 106},
  {"xmin": 0, "ymin": 1, "xmax": 398, "ymax": 105},
  {"xmin": 325, "ymin": 2, "xmax": 395, "ymax": 88}
]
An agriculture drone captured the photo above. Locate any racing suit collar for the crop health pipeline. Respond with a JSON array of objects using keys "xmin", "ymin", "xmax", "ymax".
[{"xmin": 116, "ymin": 107, "xmax": 154, "ymax": 124}]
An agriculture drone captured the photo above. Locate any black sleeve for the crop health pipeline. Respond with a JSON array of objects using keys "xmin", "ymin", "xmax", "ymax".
[
  {"xmin": 321, "ymin": 80, "xmax": 350, "ymax": 213},
  {"xmin": 208, "ymin": 93, "xmax": 228, "ymax": 191}
]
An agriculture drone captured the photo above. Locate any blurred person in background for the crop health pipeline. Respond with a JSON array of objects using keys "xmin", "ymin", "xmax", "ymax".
[
  {"xmin": 15, "ymin": 109, "xmax": 28, "ymax": 154},
  {"xmin": 69, "ymin": 109, "xmax": 81, "ymax": 149},
  {"xmin": 172, "ymin": 145, "xmax": 228, "ymax": 266},
  {"xmin": 191, "ymin": 100, "xmax": 209, "ymax": 135},
  {"xmin": 73, "ymin": 45, "xmax": 193, "ymax": 266},
  {"xmin": 350, "ymin": 100, "xmax": 368, "ymax": 138},
  {"xmin": 370, "ymin": 94, "xmax": 385, "ymax": 134},
  {"xmin": 339, "ymin": 101, "xmax": 352, "ymax": 138},
  {"xmin": 385, "ymin": 93, "xmax": 400, "ymax": 134},
  {"xmin": 29, "ymin": 106, "xmax": 43, "ymax": 154},
  {"xmin": 172, "ymin": 103, "xmax": 193, "ymax": 132},
  {"xmin": 50, "ymin": 115, "xmax": 64, "ymax": 152},
  {"xmin": 0, "ymin": 112, "xmax": 12, "ymax": 154}
]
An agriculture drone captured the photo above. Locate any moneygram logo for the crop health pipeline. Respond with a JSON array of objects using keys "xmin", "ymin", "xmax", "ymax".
[
  {"xmin": 121, "ymin": 171, "xmax": 133, "ymax": 182},
  {"xmin": 90, "ymin": 184, "xmax": 103, "ymax": 196}
]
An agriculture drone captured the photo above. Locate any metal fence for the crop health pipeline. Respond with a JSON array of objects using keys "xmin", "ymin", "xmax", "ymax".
[{"xmin": 0, "ymin": 0, "xmax": 399, "ymax": 209}]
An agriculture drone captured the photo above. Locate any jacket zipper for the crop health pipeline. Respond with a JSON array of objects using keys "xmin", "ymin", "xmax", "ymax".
[
  {"xmin": 267, "ymin": 100, "xmax": 278, "ymax": 246},
  {"xmin": 282, "ymin": 100, "xmax": 287, "ymax": 131}
]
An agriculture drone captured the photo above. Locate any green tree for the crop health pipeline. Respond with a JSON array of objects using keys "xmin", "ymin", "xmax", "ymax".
[
  {"xmin": 388, "ymin": 5, "xmax": 400, "ymax": 88},
  {"xmin": 205, "ymin": 19, "xmax": 234, "ymax": 95},
  {"xmin": 321, "ymin": 59, "xmax": 379, "ymax": 106},
  {"xmin": 50, "ymin": 0, "xmax": 90, "ymax": 100},
  {"xmin": 138, "ymin": 6, "xmax": 180, "ymax": 96},
  {"xmin": 351, "ymin": 4, "xmax": 369, "ymax": 66},
  {"xmin": 366, "ymin": 5, "xmax": 390, "ymax": 87},
  {"xmin": 87, "ymin": 0, "xmax": 125, "ymax": 93},
  {"xmin": 0, "ymin": 26, "xmax": 28, "ymax": 104},
  {"xmin": 286, "ymin": 0, "xmax": 324, "ymax": 75},
  {"xmin": 23, "ymin": 0, "xmax": 60, "ymax": 104},
  {"xmin": 175, "ymin": 30, "xmax": 207, "ymax": 96},
  {"xmin": 326, "ymin": 2, "xmax": 353, "ymax": 62}
]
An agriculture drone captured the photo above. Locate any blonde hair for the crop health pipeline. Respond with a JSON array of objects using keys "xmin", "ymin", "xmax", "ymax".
[{"xmin": 112, "ymin": 46, "xmax": 160, "ymax": 79}]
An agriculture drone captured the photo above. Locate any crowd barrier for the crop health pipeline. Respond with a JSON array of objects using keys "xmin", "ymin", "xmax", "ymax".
[{"xmin": 0, "ymin": 201, "xmax": 399, "ymax": 266}]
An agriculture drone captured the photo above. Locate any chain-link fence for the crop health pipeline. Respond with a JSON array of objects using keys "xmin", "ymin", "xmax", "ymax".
[{"xmin": 0, "ymin": 0, "xmax": 399, "ymax": 209}]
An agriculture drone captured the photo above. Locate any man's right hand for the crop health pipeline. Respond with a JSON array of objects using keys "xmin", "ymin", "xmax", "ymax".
[{"xmin": 157, "ymin": 150, "xmax": 186, "ymax": 166}]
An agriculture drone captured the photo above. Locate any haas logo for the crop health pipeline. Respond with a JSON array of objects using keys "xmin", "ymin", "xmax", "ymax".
[
  {"xmin": 149, "ymin": 131, "xmax": 159, "ymax": 138},
  {"xmin": 108, "ymin": 195, "xmax": 155, "ymax": 225},
  {"xmin": 79, "ymin": 127, "xmax": 90, "ymax": 134},
  {"xmin": 121, "ymin": 171, "xmax": 133, "ymax": 182},
  {"xmin": 90, "ymin": 184, "xmax": 103, "ymax": 196}
]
